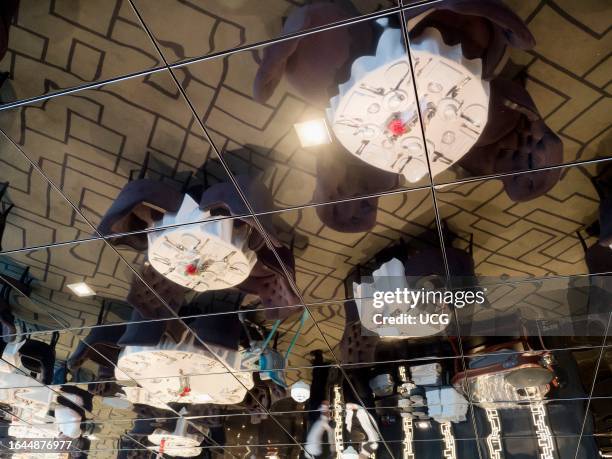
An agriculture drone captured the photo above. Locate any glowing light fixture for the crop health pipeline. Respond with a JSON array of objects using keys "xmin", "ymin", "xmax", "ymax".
[
  {"xmin": 341, "ymin": 446, "xmax": 359, "ymax": 459},
  {"xmin": 291, "ymin": 380, "xmax": 311, "ymax": 403},
  {"xmin": 294, "ymin": 118, "xmax": 332, "ymax": 148},
  {"xmin": 415, "ymin": 420, "xmax": 430, "ymax": 429},
  {"xmin": 67, "ymin": 282, "xmax": 96, "ymax": 297}
]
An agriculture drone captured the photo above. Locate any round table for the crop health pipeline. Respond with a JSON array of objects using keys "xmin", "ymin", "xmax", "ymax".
[
  {"xmin": 328, "ymin": 20, "xmax": 489, "ymax": 183},
  {"xmin": 116, "ymin": 340, "xmax": 254, "ymax": 406},
  {"xmin": 148, "ymin": 429, "xmax": 204, "ymax": 457},
  {"xmin": 147, "ymin": 194, "xmax": 257, "ymax": 291}
]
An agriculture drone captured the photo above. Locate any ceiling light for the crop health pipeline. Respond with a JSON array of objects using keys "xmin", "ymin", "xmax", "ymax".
[
  {"xmin": 67, "ymin": 282, "xmax": 96, "ymax": 297},
  {"xmin": 291, "ymin": 380, "xmax": 311, "ymax": 403},
  {"xmin": 415, "ymin": 420, "xmax": 430, "ymax": 429},
  {"xmin": 294, "ymin": 118, "xmax": 331, "ymax": 147},
  {"xmin": 341, "ymin": 446, "xmax": 359, "ymax": 459}
]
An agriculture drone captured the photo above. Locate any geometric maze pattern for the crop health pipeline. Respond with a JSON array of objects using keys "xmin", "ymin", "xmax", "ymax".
[
  {"xmin": 437, "ymin": 163, "xmax": 600, "ymax": 279},
  {"xmin": 506, "ymin": 0, "xmax": 611, "ymax": 164}
]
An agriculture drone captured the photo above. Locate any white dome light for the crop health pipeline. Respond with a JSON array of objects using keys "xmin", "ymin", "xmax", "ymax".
[
  {"xmin": 341, "ymin": 446, "xmax": 360, "ymax": 458},
  {"xmin": 291, "ymin": 380, "xmax": 311, "ymax": 402},
  {"xmin": 294, "ymin": 118, "xmax": 332, "ymax": 148},
  {"xmin": 67, "ymin": 282, "xmax": 96, "ymax": 297}
]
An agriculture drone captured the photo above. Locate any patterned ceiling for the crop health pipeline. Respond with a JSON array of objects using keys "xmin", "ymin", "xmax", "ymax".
[{"xmin": 0, "ymin": 0, "xmax": 610, "ymax": 458}]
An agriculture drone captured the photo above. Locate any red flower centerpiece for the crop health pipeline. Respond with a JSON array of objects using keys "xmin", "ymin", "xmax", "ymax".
[{"xmin": 388, "ymin": 118, "xmax": 407, "ymax": 136}]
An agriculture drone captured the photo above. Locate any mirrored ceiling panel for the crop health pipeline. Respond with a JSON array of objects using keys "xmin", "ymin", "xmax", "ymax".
[
  {"xmin": 175, "ymin": 12, "xmax": 432, "ymax": 215},
  {"xmin": 252, "ymin": 186, "xmax": 443, "ymax": 306},
  {"xmin": 0, "ymin": 131, "xmax": 97, "ymax": 253},
  {"xmin": 0, "ymin": 69, "xmax": 249, "ymax": 241},
  {"xmin": 0, "ymin": 239, "xmax": 167, "ymax": 335},
  {"xmin": 0, "ymin": 1, "xmax": 609, "ymax": 458},
  {"xmin": 436, "ymin": 159, "xmax": 612, "ymax": 282},
  {"xmin": 131, "ymin": 0, "xmax": 399, "ymax": 64},
  {"xmin": 404, "ymin": 0, "xmax": 612, "ymax": 184},
  {"xmin": 0, "ymin": 0, "xmax": 163, "ymax": 105},
  {"xmin": 455, "ymin": 274, "xmax": 612, "ymax": 350}
]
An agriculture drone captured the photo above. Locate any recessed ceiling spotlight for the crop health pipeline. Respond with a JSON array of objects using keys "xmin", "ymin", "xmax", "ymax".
[
  {"xmin": 291, "ymin": 380, "xmax": 311, "ymax": 403},
  {"xmin": 294, "ymin": 118, "xmax": 331, "ymax": 148},
  {"xmin": 416, "ymin": 420, "xmax": 430, "ymax": 429},
  {"xmin": 67, "ymin": 282, "xmax": 96, "ymax": 297}
]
